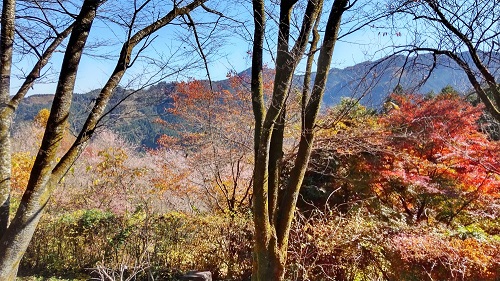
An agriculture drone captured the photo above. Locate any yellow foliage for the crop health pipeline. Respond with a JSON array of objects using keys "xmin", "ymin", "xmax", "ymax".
[
  {"xmin": 96, "ymin": 147, "xmax": 128, "ymax": 173},
  {"xmin": 34, "ymin": 108, "xmax": 50, "ymax": 128},
  {"xmin": 12, "ymin": 151, "xmax": 35, "ymax": 192}
]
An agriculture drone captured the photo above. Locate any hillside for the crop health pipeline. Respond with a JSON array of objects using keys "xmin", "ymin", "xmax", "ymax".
[
  {"xmin": 319, "ymin": 53, "xmax": 488, "ymax": 106},
  {"xmin": 14, "ymin": 82, "xmax": 179, "ymax": 148},
  {"xmin": 14, "ymin": 52, "xmax": 487, "ymax": 147}
]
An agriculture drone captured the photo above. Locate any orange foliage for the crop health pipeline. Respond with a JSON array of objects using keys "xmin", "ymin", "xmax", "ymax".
[
  {"xmin": 372, "ymin": 93, "xmax": 500, "ymax": 222},
  {"xmin": 381, "ymin": 94, "xmax": 499, "ymax": 189},
  {"xmin": 309, "ymin": 93, "xmax": 500, "ymax": 223},
  {"xmin": 153, "ymin": 71, "xmax": 275, "ymax": 212}
]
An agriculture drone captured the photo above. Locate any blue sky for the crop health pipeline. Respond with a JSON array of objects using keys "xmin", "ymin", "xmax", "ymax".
[{"xmin": 12, "ymin": 0, "xmax": 402, "ymax": 96}]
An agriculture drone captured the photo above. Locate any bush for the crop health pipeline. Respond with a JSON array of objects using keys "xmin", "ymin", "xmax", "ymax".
[
  {"xmin": 286, "ymin": 208, "xmax": 500, "ymax": 281},
  {"xmin": 286, "ymin": 208, "xmax": 396, "ymax": 281},
  {"xmin": 21, "ymin": 209, "xmax": 253, "ymax": 280},
  {"xmin": 22, "ymin": 206, "xmax": 500, "ymax": 280},
  {"xmin": 387, "ymin": 228, "xmax": 500, "ymax": 281}
]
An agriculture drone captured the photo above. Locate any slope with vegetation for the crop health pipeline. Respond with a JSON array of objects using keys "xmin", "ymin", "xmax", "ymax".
[
  {"xmin": 10, "ymin": 84, "xmax": 500, "ymax": 280},
  {"xmin": 14, "ymin": 53, "xmax": 483, "ymax": 150},
  {"xmin": 2, "ymin": 0, "xmax": 500, "ymax": 280}
]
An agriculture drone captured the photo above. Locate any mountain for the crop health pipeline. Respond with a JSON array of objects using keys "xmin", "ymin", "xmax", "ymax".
[
  {"xmin": 14, "ymin": 82, "xmax": 179, "ymax": 148},
  {"xmin": 14, "ymin": 52, "xmax": 494, "ymax": 148},
  {"xmin": 319, "ymin": 52, "xmax": 498, "ymax": 107}
]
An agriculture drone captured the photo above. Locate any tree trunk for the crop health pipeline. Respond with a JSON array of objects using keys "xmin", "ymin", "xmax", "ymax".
[
  {"xmin": 0, "ymin": 0, "xmax": 16, "ymax": 237},
  {"xmin": 0, "ymin": 116, "xmax": 11, "ymax": 235},
  {"xmin": 0, "ymin": 1, "xmax": 206, "ymax": 278},
  {"xmin": 253, "ymin": 241, "xmax": 287, "ymax": 280},
  {"xmin": 0, "ymin": 1, "xmax": 100, "ymax": 279},
  {"xmin": 251, "ymin": 0, "xmax": 348, "ymax": 279}
]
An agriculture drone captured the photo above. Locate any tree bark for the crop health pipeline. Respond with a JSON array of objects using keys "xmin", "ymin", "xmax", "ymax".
[
  {"xmin": 277, "ymin": 0, "xmax": 347, "ymax": 247},
  {"xmin": 251, "ymin": 0, "xmax": 348, "ymax": 280},
  {"xmin": 0, "ymin": 1, "xmax": 206, "ymax": 279},
  {"xmin": 0, "ymin": 1, "xmax": 100, "ymax": 279},
  {"xmin": 0, "ymin": 23, "xmax": 73, "ymax": 235},
  {"xmin": 1, "ymin": 9, "xmax": 73, "ymax": 237},
  {"xmin": 0, "ymin": 0, "xmax": 16, "ymax": 238}
]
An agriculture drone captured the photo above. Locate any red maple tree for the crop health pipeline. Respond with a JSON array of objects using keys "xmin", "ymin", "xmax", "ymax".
[{"xmin": 376, "ymin": 93, "xmax": 500, "ymax": 223}]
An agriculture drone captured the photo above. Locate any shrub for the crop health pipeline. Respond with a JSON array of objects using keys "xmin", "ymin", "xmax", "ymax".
[{"xmin": 21, "ymin": 210, "xmax": 253, "ymax": 280}]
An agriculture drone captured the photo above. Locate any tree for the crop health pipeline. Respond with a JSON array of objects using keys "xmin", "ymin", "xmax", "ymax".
[
  {"xmin": 156, "ymin": 73, "xmax": 270, "ymax": 213},
  {"xmin": 0, "ymin": 0, "xmax": 208, "ymax": 278},
  {"xmin": 389, "ymin": 0, "xmax": 500, "ymax": 122},
  {"xmin": 255, "ymin": 93, "xmax": 500, "ymax": 279},
  {"xmin": 249, "ymin": 0, "xmax": 357, "ymax": 279},
  {"xmin": 306, "ymin": 93, "xmax": 500, "ymax": 225},
  {"xmin": 377, "ymin": 93, "xmax": 500, "ymax": 224}
]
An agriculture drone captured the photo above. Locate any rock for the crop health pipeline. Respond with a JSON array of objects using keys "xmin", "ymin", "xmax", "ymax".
[{"xmin": 180, "ymin": 271, "xmax": 212, "ymax": 281}]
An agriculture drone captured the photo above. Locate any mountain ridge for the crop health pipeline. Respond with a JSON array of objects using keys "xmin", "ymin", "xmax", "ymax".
[{"xmin": 14, "ymin": 52, "xmax": 493, "ymax": 147}]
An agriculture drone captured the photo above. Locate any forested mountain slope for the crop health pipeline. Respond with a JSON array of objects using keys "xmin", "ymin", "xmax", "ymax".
[{"xmin": 15, "ymin": 52, "xmax": 491, "ymax": 147}]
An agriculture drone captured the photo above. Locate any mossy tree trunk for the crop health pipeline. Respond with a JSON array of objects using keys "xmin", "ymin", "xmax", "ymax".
[
  {"xmin": 0, "ymin": 1, "xmax": 101, "ymax": 279},
  {"xmin": 0, "ymin": 0, "xmax": 16, "ymax": 238},
  {"xmin": 0, "ymin": 0, "xmax": 207, "ymax": 279},
  {"xmin": 250, "ymin": 0, "xmax": 350, "ymax": 280},
  {"xmin": 1, "ymin": 1, "xmax": 75, "ymax": 239}
]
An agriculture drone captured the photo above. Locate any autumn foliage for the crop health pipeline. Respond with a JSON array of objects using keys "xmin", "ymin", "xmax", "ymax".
[
  {"xmin": 308, "ymin": 92, "xmax": 500, "ymax": 221},
  {"xmin": 10, "ymin": 87, "xmax": 500, "ymax": 280},
  {"xmin": 377, "ymin": 93, "xmax": 500, "ymax": 223},
  {"xmin": 295, "ymin": 91, "xmax": 500, "ymax": 280},
  {"xmin": 154, "ymin": 72, "xmax": 274, "ymax": 213}
]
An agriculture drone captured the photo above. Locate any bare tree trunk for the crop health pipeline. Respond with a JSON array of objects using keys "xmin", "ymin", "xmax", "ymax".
[
  {"xmin": 0, "ymin": 15, "xmax": 73, "ymax": 250},
  {"xmin": 0, "ymin": 1, "xmax": 206, "ymax": 279},
  {"xmin": 0, "ymin": 0, "xmax": 16, "ymax": 237},
  {"xmin": 251, "ymin": 0, "xmax": 348, "ymax": 280},
  {"xmin": 0, "ymin": 1, "xmax": 100, "ymax": 279}
]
